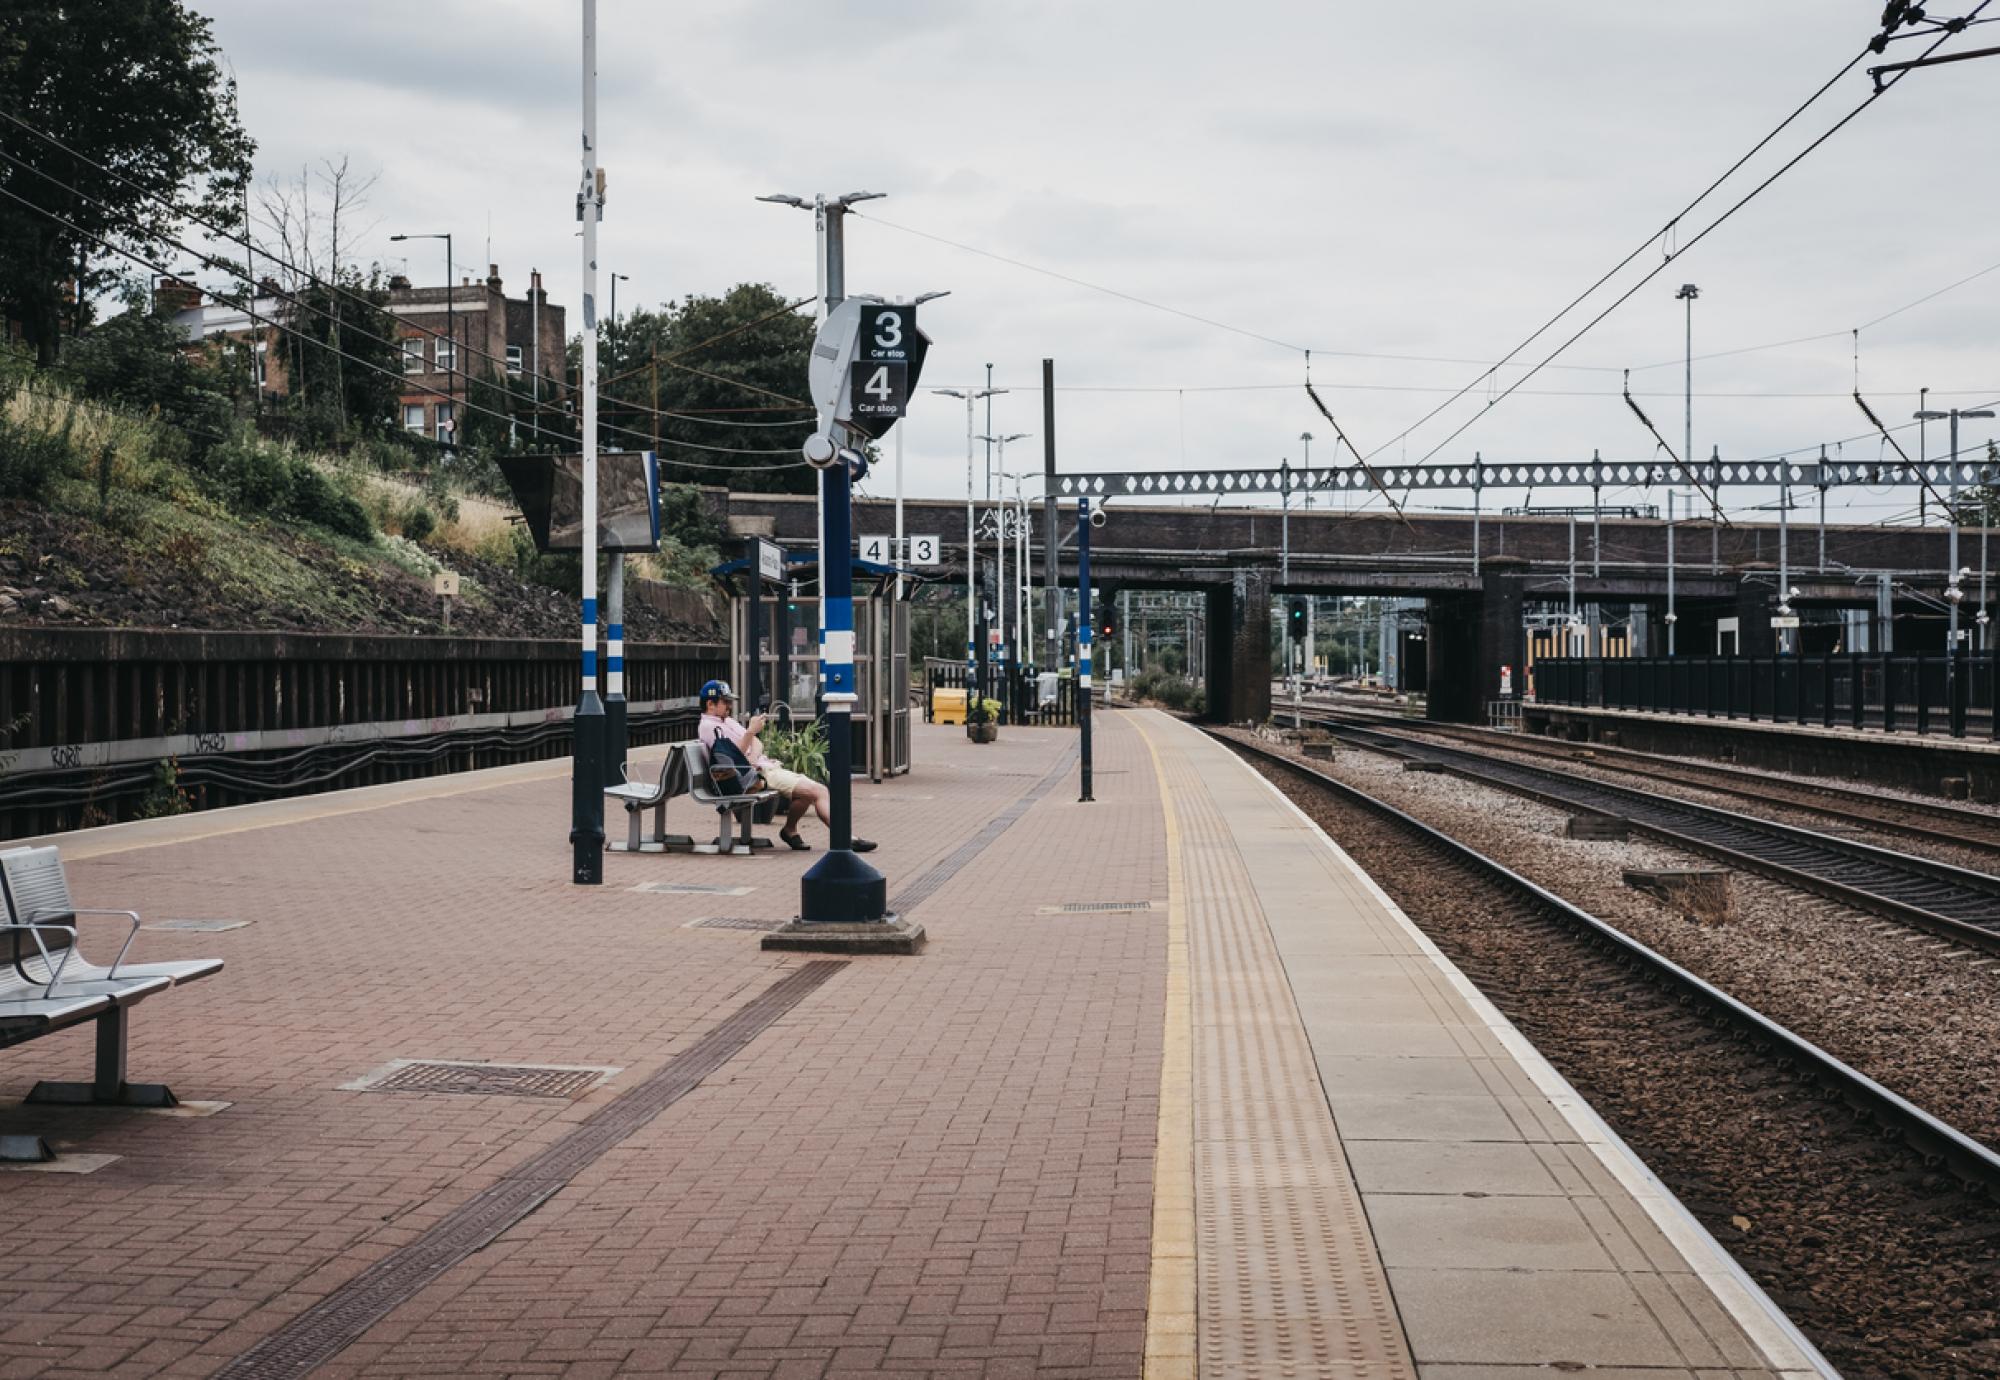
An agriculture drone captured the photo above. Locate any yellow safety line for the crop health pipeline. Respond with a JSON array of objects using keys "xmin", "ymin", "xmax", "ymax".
[{"xmin": 1133, "ymin": 711, "xmax": 1197, "ymax": 1379}]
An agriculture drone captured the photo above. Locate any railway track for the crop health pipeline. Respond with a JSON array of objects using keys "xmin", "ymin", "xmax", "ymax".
[
  {"xmin": 1218, "ymin": 730, "xmax": 2000, "ymax": 1374},
  {"xmin": 1310, "ymin": 716, "xmax": 2000, "ymax": 954},
  {"xmin": 1304, "ymin": 700, "xmax": 2000, "ymax": 855}
]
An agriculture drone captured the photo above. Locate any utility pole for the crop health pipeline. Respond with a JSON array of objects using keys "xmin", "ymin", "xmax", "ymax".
[
  {"xmin": 1917, "ymin": 406, "xmax": 1997, "ymax": 651},
  {"xmin": 1676, "ymin": 283, "xmax": 1708, "ymax": 573},
  {"xmin": 1666, "ymin": 491, "xmax": 1677, "ymax": 656},
  {"xmin": 1301, "ymin": 431, "xmax": 1315, "ymax": 672},
  {"xmin": 1077, "ymin": 497, "xmax": 1094, "ymax": 802},
  {"xmin": 569, "ymin": 0, "xmax": 604, "ymax": 885}
]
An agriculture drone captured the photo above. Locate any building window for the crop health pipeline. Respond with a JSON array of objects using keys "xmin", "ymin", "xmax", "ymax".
[
  {"xmin": 253, "ymin": 340, "xmax": 268, "ymax": 388},
  {"xmin": 402, "ymin": 338, "xmax": 424, "ymax": 373},
  {"xmin": 403, "ymin": 403, "xmax": 426, "ymax": 433},
  {"xmin": 506, "ymin": 344, "xmax": 523, "ymax": 376},
  {"xmin": 436, "ymin": 403, "xmax": 456, "ymax": 442},
  {"xmin": 435, "ymin": 337, "xmax": 455, "ymax": 374}
]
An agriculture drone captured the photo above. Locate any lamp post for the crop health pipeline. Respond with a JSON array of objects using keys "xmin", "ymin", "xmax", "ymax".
[
  {"xmin": 391, "ymin": 232, "xmax": 453, "ymax": 446},
  {"xmin": 935, "ymin": 385, "xmax": 1005, "ymax": 710},
  {"xmin": 1676, "ymin": 283, "xmax": 1716, "ymax": 574},
  {"xmin": 978, "ymin": 432, "xmax": 1028, "ymax": 703},
  {"xmin": 762, "ymin": 187, "xmax": 892, "ymax": 927}
]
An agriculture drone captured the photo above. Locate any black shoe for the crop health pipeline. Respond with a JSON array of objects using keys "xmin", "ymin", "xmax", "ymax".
[
  {"xmin": 779, "ymin": 829, "xmax": 811, "ymax": 851},
  {"xmin": 852, "ymin": 837, "xmax": 878, "ymax": 853}
]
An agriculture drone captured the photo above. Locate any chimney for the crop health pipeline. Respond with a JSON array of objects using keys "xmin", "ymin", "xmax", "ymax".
[
  {"xmin": 387, "ymin": 273, "xmax": 412, "ymax": 292},
  {"xmin": 153, "ymin": 276, "xmax": 203, "ymax": 316},
  {"xmin": 487, "ymin": 263, "xmax": 502, "ymax": 293}
]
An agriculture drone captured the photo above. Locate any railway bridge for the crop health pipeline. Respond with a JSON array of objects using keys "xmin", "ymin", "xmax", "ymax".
[{"xmin": 717, "ymin": 487, "xmax": 1971, "ymax": 723}]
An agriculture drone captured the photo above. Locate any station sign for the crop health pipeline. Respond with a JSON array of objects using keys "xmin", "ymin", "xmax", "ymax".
[
  {"xmin": 1770, "ymin": 615, "xmax": 1801, "ymax": 629},
  {"xmin": 845, "ymin": 303, "xmax": 930, "ymax": 441}
]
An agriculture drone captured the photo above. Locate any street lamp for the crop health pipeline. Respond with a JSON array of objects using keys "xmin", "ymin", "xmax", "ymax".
[
  {"xmin": 937, "ymin": 385, "xmax": 1006, "ymax": 707},
  {"xmin": 391, "ymin": 232, "xmax": 453, "ymax": 446},
  {"xmin": 978, "ymin": 433, "xmax": 1029, "ymax": 694},
  {"xmin": 1917, "ymin": 407, "xmax": 1997, "ymax": 650},
  {"xmin": 1675, "ymin": 284, "xmax": 1712, "ymax": 573}
]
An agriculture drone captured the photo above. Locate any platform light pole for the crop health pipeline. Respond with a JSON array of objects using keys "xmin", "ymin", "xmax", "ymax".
[
  {"xmin": 1300, "ymin": 432, "xmax": 1316, "ymax": 673},
  {"xmin": 567, "ymin": 2, "xmax": 604, "ymax": 884},
  {"xmin": 765, "ymin": 187, "xmax": 891, "ymax": 926},
  {"xmin": 935, "ymin": 385, "xmax": 1005, "ymax": 706},
  {"xmin": 979, "ymin": 432, "xmax": 1028, "ymax": 700}
]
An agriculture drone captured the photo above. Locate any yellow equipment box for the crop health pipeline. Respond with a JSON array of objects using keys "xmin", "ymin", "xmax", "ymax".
[{"xmin": 932, "ymin": 687, "xmax": 968, "ymax": 725}]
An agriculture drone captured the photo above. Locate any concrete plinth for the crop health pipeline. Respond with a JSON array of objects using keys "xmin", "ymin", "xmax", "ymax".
[{"xmin": 760, "ymin": 915, "xmax": 926, "ymax": 955}]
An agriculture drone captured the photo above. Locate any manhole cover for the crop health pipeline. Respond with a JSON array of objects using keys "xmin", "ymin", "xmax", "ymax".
[
  {"xmin": 1035, "ymin": 900, "xmax": 1162, "ymax": 915},
  {"xmin": 349, "ymin": 1060, "xmax": 616, "ymax": 1099},
  {"xmin": 145, "ymin": 918, "xmax": 250, "ymax": 932},
  {"xmin": 632, "ymin": 881, "xmax": 755, "ymax": 897},
  {"xmin": 685, "ymin": 915, "xmax": 784, "ymax": 932}
]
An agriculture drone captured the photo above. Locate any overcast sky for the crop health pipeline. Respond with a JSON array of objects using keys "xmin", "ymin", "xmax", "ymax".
[{"xmin": 193, "ymin": 0, "xmax": 2000, "ymax": 525}]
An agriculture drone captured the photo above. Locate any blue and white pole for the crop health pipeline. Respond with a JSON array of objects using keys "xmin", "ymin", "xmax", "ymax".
[
  {"xmin": 569, "ymin": 0, "xmax": 606, "ymax": 885},
  {"xmin": 605, "ymin": 551, "xmax": 626, "ymax": 781},
  {"xmin": 797, "ymin": 442, "xmax": 889, "ymax": 923},
  {"xmin": 1076, "ymin": 496, "xmax": 1094, "ymax": 803}
]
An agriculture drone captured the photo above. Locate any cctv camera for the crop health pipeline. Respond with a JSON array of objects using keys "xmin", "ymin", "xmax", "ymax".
[{"xmin": 1089, "ymin": 508, "xmax": 1107, "ymax": 529}]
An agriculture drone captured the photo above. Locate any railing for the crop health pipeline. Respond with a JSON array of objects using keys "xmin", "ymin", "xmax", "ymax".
[
  {"xmin": 921, "ymin": 663, "xmax": 1077, "ymax": 727},
  {"xmin": 1533, "ymin": 653, "xmax": 1998, "ymax": 740},
  {"xmin": 0, "ymin": 627, "xmax": 727, "ymax": 837}
]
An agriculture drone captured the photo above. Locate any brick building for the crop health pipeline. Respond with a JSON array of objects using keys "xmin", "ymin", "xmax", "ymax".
[{"xmin": 387, "ymin": 264, "xmax": 565, "ymax": 444}]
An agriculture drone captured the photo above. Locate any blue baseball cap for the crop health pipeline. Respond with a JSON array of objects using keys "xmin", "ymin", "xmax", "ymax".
[{"xmin": 700, "ymin": 679, "xmax": 735, "ymax": 704}]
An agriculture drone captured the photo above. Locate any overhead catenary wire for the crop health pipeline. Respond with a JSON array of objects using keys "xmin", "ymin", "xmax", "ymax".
[{"xmin": 1398, "ymin": 3, "xmax": 1994, "ymax": 469}]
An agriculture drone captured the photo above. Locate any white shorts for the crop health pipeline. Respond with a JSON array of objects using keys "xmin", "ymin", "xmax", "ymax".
[{"xmin": 761, "ymin": 765, "xmax": 813, "ymax": 796}]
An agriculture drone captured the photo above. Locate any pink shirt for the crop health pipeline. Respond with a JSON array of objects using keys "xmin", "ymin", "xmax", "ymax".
[{"xmin": 699, "ymin": 713, "xmax": 777, "ymax": 771}]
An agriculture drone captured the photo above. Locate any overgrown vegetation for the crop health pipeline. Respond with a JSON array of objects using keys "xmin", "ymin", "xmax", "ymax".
[
  {"xmin": 761, "ymin": 717, "xmax": 829, "ymax": 783},
  {"xmin": 1126, "ymin": 668, "xmax": 1207, "ymax": 715}
]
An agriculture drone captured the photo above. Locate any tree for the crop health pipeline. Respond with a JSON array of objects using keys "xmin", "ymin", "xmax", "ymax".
[
  {"xmin": 0, "ymin": 0, "xmax": 254, "ymax": 366},
  {"xmin": 1949, "ymin": 443, "xmax": 2000, "ymax": 527},
  {"xmin": 592, "ymin": 283, "xmax": 818, "ymax": 495}
]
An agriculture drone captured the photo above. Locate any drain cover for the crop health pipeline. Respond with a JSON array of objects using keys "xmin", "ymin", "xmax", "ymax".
[
  {"xmin": 685, "ymin": 915, "xmax": 784, "ymax": 932},
  {"xmin": 632, "ymin": 881, "xmax": 755, "ymax": 897},
  {"xmin": 145, "ymin": 918, "xmax": 250, "ymax": 932},
  {"xmin": 350, "ymin": 1060, "xmax": 615, "ymax": 1100},
  {"xmin": 1035, "ymin": 900, "xmax": 1161, "ymax": 915}
]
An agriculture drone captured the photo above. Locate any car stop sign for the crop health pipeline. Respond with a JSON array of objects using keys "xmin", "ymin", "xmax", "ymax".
[{"xmin": 845, "ymin": 302, "xmax": 930, "ymax": 441}]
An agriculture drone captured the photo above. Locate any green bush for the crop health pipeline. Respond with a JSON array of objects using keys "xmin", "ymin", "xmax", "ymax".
[
  {"xmin": 202, "ymin": 428, "xmax": 373, "ymax": 540},
  {"xmin": 0, "ymin": 412, "xmax": 78, "ymax": 500},
  {"xmin": 400, "ymin": 503, "xmax": 437, "ymax": 543}
]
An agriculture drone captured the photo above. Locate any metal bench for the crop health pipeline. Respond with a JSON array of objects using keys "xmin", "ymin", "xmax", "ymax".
[
  {"xmin": 683, "ymin": 741, "xmax": 778, "ymax": 855},
  {"xmin": 603, "ymin": 750, "xmax": 696, "ymax": 854},
  {"xmin": 0, "ymin": 845, "xmax": 224, "ymax": 1162}
]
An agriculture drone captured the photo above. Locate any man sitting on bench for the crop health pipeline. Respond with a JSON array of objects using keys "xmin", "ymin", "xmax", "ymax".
[{"xmin": 697, "ymin": 680, "xmax": 876, "ymax": 854}]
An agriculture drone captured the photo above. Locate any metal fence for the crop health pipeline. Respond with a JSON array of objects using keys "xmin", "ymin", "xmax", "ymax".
[
  {"xmin": 1534, "ymin": 653, "xmax": 1999, "ymax": 739},
  {"xmin": 921, "ymin": 662, "xmax": 1077, "ymax": 727}
]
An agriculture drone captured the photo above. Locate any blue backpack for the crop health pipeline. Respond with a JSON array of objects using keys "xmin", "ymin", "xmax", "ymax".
[{"xmin": 707, "ymin": 735, "xmax": 762, "ymax": 795}]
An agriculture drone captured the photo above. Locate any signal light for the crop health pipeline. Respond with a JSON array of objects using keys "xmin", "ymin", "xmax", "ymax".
[{"xmin": 1287, "ymin": 597, "xmax": 1308, "ymax": 641}]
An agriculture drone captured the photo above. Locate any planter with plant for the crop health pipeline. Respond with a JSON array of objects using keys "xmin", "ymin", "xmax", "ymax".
[
  {"xmin": 760, "ymin": 716, "xmax": 829, "ymax": 782},
  {"xmin": 966, "ymin": 697, "xmax": 1003, "ymax": 743}
]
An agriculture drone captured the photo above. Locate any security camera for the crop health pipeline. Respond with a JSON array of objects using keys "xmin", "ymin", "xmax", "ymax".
[
  {"xmin": 1663, "ymin": 612, "xmax": 1678, "ymax": 624},
  {"xmin": 1089, "ymin": 507, "xmax": 1107, "ymax": 530}
]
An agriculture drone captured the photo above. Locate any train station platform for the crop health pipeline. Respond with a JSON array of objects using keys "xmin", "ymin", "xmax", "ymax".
[{"xmin": 1, "ymin": 713, "xmax": 1824, "ymax": 1378}]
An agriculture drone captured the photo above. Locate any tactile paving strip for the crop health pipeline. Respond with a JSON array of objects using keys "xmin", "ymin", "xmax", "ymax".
[{"xmin": 1159, "ymin": 741, "xmax": 1418, "ymax": 1379}]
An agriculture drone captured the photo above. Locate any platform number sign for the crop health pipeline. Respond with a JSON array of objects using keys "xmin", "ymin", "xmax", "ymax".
[
  {"xmin": 844, "ymin": 303, "xmax": 930, "ymax": 441},
  {"xmin": 909, "ymin": 534, "xmax": 939, "ymax": 566},
  {"xmin": 858, "ymin": 534, "xmax": 892, "ymax": 565}
]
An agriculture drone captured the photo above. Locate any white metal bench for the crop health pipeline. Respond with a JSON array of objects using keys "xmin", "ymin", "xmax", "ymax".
[
  {"xmin": 603, "ymin": 750, "xmax": 696, "ymax": 854},
  {"xmin": 0, "ymin": 845, "xmax": 225, "ymax": 1161},
  {"xmin": 682, "ymin": 741, "xmax": 779, "ymax": 855}
]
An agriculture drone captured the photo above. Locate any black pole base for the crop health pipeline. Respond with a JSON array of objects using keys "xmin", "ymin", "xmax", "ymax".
[
  {"xmin": 798, "ymin": 847, "xmax": 888, "ymax": 924},
  {"xmin": 571, "ymin": 691, "xmax": 606, "ymax": 885}
]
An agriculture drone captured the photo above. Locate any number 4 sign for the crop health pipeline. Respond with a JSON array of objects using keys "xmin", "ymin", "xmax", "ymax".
[{"xmin": 850, "ymin": 359, "xmax": 907, "ymax": 420}]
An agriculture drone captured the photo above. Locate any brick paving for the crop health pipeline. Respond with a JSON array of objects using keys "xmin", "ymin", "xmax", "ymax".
[{"xmin": 0, "ymin": 714, "xmax": 1169, "ymax": 1379}]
